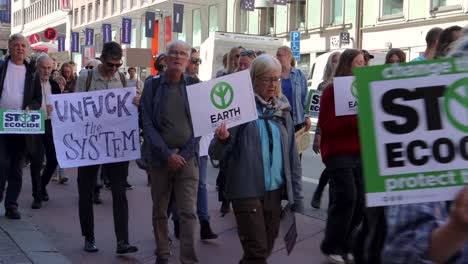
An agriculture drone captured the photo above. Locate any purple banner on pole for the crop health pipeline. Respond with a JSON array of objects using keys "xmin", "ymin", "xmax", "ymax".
[
  {"xmin": 122, "ymin": 18, "xmax": 132, "ymax": 44},
  {"xmin": 85, "ymin": 28, "xmax": 94, "ymax": 45},
  {"xmin": 71, "ymin": 32, "xmax": 79, "ymax": 53},
  {"xmin": 102, "ymin": 24, "xmax": 112, "ymax": 43},
  {"xmin": 57, "ymin": 36, "xmax": 65, "ymax": 52}
]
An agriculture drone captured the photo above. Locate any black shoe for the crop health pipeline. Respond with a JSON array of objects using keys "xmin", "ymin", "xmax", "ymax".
[
  {"xmin": 116, "ymin": 241, "xmax": 138, "ymax": 254},
  {"xmin": 155, "ymin": 257, "xmax": 169, "ymax": 264},
  {"xmin": 311, "ymin": 192, "xmax": 322, "ymax": 209},
  {"xmin": 41, "ymin": 189, "xmax": 49, "ymax": 202},
  {"xmin": 124, "ymin": 182, "xmax": 133, "ymax": 190},
  {"xmin": 93, "ymin": 194, "xmax": 102, "ymax": 205},
  {"xmin": 104, "ymin": 184, "xmax": 111, "ymax": 190},
  {"xmin": 200, "ymin": 220, "xmax": 218, "ymax": 240},
  {"xmin": 31, "ymin": 199, "xmax": 42, "ymax": 209},
  {"xmin": 84, "ymin": 237, "xmax": 99, "ymax": 252},
  {"xmin": 220, "ymin": 201, "xmax": 230, "ymax": 216},
  {"xmin": 174, "ymin": 220, "xmax": 180, "ymax": 239},
  {"xmin": 5, "ymin": 208, "xmax": 21, "ymax": 219}
]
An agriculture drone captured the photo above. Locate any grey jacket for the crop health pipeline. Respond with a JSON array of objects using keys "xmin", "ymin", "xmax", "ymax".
[{"xmin": 209, "ymin": 99, "xmax": 304, "ymax": 212}]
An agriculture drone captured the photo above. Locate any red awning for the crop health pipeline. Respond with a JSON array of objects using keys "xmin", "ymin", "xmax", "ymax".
[{"xmin": 31, "ymin": 46, "xmax": 48, "ymax": 53}]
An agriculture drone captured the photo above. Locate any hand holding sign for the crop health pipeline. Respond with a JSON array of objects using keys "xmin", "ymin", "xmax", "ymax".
[{"xmin": 215, "ymin": 122, "xmax": 230, "ymax": 141}]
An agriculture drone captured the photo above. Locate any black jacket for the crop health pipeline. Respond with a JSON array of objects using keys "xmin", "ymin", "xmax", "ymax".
[
  {"xmin": 34, "ymin": 75, "xmax": 61, "ymax": 96},
  {"xmin": 0, "ymin": 56, "xmax": 41, "ymax": 110}
]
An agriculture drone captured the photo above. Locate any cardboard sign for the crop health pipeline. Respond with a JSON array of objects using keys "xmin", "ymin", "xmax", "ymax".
[
  {"xmin": 305, "ymin": 89, "xmax": 321, "ymax": 118},
  {"xmin": 354, "ymin": 58, "xmax": 468, "ymax": 207},
  {"xmin": 0, "ymin": 109, "xmax": 44, "ymax": 134},
  {"xmin": 187, "ymin": 70, "xmax": 258, "ymax": 137},
  {"xmin": 333, "ymin": 76, "xmax": 358, "ymax": 116},
  {"xmin": 49, "ymin": 88, "xmax": 141, "ymax": 168}
]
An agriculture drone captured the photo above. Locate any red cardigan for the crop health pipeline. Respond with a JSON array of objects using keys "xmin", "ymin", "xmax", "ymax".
[{"xmin": 318, "ymin": 84, "xmax": 361, "ymax": 163}]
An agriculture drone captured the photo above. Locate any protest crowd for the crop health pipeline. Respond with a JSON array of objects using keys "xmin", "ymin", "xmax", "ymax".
[{"xmin": 0, "ymin": 23, "xmax": 467, "ymax": 264}]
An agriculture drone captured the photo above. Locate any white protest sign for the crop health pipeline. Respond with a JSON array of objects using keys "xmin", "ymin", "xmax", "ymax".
[
  {"xmin": 187, "ymin": 70, "xmax": 258, "ymax": 137},
  {"xmin": 333, "ymin": 76, "xmax": 358, "ymax": 116},
  {"xmin": 49, "ymin": 88, "xmax": 141, "ymax": 168}
]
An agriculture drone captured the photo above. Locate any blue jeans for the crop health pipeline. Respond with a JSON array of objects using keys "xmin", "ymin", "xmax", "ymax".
[{"xmin": 172, "ymin": 156, "xmax": 209, "ymax": 222}]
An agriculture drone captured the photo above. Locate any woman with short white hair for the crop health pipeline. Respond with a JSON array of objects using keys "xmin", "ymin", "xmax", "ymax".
[{"xmin": 210, "ymin": 54, "xmax": 303, "ymax": 263}]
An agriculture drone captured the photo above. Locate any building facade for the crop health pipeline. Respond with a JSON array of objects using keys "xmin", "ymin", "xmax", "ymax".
[
  {"xmin": 361, "ymin": 0, "xmax": 468, "ymax": 61},
  {"xmin": 11, "ymin": 0, "xmax": 72, "ymax": 54},
  {"xmin": 0, "ymin": 0, "xmax": 11, "ymax": 52}
]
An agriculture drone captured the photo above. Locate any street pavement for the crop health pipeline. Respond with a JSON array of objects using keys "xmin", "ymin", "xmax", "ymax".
[{"xmin": 0, "ymin": 138, "xmax": 330, "ymax": 264}]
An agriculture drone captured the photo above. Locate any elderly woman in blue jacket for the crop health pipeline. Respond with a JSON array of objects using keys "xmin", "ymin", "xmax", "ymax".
[{"xmin": 209, "ymin": 54, "xmax": 303, "ymax": 264}]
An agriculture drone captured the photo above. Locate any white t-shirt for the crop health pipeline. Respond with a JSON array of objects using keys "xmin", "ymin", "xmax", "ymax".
[
  {"xmin": 0, "ymin": 61, "xmax": 26, "ymax": 110},
  {"xmin": 40, "ymin": 80, "xmax": 52, "ymax": 119}
]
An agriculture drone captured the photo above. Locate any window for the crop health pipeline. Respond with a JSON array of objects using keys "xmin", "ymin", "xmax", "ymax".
[
  {"xmin": 192, "ymin": 9, "xmax": 201, "ymax": 47},
  {"xmin": 88, "ymin": 4, "xmax": 92, "ymax": 21},
  {"xmin": 208, "ymin": 5, "xmax": 218, "ymax": 34},
  {"xmin": 104, "ymin": 0, "xmax": 108, "ymax": 16},
  {"xmin": 130, "ymin": 0, "xmax": 136, "ymax": 8},
  {"xmin": 74, "ymin": 8, "xmax": 78, "ymax": 25},
  {"xmin": 382, "ymin": 0, "xmax": 403, "ymax": 16},
  {"xmin": 261, "ymin": 7, "xmax": 274, "ymax": 35},
  {"xmin": 432, "ymin": 0, "xmax": 460, "ymax": 10},
  {"xmin": 81, "ymin": 6, "xmax": 85, "ymax": 24},
  {"xmin": 141, "ymin": 0, "xmax": 148, "ymax": 5},
  {"xmin": 331, "ymin": 0, "xmax": 343, "ymax": 25},
  {"xmin": 121, "ymin": 0, "xmax": 127, "ymax": 10},
  {"xmin": 95, "ymin": 1, "xmax": 100, "ymax": 20},
  {"xmin": 141, "ymin": 24, "xmax": 147, "ymax": 48},
  {"xmin": 240, "ymin": 9, "xmax": 247, "ymax": 34},
  {"xmin": 291, "ymin": 0, "xmax": 306, "ymax": 30},
  {"xmin": 178, "ymin": 17, "xmax": 186, "ymax": 41},
  {"xmin": 113, "ymin": 0, "xmax": 118, "ymax": 14}
]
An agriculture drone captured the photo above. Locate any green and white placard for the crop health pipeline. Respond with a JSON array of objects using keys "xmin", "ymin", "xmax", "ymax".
[
  {"xmin": 305, "ymin": 89, "xmax": 322, "ymax": 118},
  {"xmin": 0, "ymin": 109, "xmax": 45, "ymax": 134},
  {"xmin": 354, "ymin": 58, "xmax": 468, "ymax": 207}
]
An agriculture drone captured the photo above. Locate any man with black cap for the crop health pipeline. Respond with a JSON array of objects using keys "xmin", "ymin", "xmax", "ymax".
[{"xmin": 362, "ymin": 50, "xmax": 374, "ymax": 66}]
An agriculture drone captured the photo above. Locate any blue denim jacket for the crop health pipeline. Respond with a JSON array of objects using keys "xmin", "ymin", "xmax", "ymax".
[
  {"xmin": 286, "ymin": 68, "xmax": 308, "ymax": 125},
  {"xmin": 141, "ymin": 74, "xmax": 200, "ymax": 168}
]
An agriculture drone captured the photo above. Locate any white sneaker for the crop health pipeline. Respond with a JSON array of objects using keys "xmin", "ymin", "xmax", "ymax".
[
  {"xmin": 344, "ymin": 253, "xmax": 354, "ymax": 264},
  {"xmin": 326, "ymin": 254, "xmax": 346, "ymax": 264}
]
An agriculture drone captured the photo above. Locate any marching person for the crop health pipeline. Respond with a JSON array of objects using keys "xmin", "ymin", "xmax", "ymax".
[
  {"xmin": 29, "ymin": 55, "xmax": 61, "ymax": 209},
  {"xmin": 311, "ymin": 51, "xmax": 341, "ymax": 209},
  {"xmin": 170, "ymin": 47, "xmax": 218, "ymax": 241},
  {"xmin": 141, "ymin": 40, "xmax": 200, "ymax": 264},
  {"xmin": 276, "ymin": 46, "xmax": 311, "ymax": 134},
  {"xmin": 127, "ymin": 67, "xmax": 143, "ymax": 93},
  {"xmin": 0, "ymin": 33, "xmax": 41, "ymax": 219},
  {"xmin": 319, "ymin": 49, "xmax": 365, "ymax": 264},
  {"xmin": 237, "ymin": 49, "xmax": 257, "ymax": 72},
  {"xmin": 48, "ymin": 41, "xmax": 139, "ymax": 254},
  {"xmin": 210, "ymin": 54, "xmax": 303, "ymax": 264},
  {"xmin": 412, "ymin": 27, "xmax": 442, "ymax": 61},
  {"xmin": 60, "ymin": 62, "xmax": 76, "ymax": 93}
]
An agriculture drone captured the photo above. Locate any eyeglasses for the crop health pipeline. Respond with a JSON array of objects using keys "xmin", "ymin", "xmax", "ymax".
[
  {"xmin": 258, "ymin": 77, "xmax": 281, "ymax": 84},
  {"xmin": 168, "ymin": 50, "xmax": 189, "ymax": 58},
  {"xmin": 240, "ymin": 50, "xmax": 256, "ymax": 57},
  {"xmin": 190, "ymin": 58, "xmax": 202, "ymax": 65},
  {"xmin": 85, "ymin": 66, "xmax": 94, "ymax": 70},
  {"xmin": 105, "ymin": 62, "xmax": 122, "ymax": 68}
]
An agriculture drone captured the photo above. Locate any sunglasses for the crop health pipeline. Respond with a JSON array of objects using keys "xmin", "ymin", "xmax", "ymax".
[
  {"xmin": 190, "ymin": 58, "xmax": 202, "ymax": 65},
  {"xmin": 240, "ymin": 50, "xmax": 257, "ymax": 58},
  {"xmin": 106, "ymin": 62, "xmax": 123, "ymax": 68},
  {"xmin": 85, "ymin": 66, "xmax": 94, "ymax": 70}
]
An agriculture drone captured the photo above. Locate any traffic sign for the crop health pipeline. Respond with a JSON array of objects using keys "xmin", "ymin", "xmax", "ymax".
[
  {"xmin": 43, "ymin": 27, "xmax": 58, "ymax": 41},
  {"xmin": 28, "ymin": 34, "xmax": 40, "ymax": 44},
  {"xmin": 290, "ymin": 31, "xmax": 300, "ymax": 42}
]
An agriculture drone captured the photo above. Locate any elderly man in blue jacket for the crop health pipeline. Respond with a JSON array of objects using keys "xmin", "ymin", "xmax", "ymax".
[{"xmin": 141, "ymin": 40, "xmax": 200, "ymax": 264}]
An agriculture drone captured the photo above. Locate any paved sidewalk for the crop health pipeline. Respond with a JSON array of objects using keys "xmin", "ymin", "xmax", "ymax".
[
  {"xmin": 0, "ymin": 162, "xmax": 328, "ymax": 264},
  {"xmin": 0, "ymin": 207, "xmax": 72, "ymax": 264}
]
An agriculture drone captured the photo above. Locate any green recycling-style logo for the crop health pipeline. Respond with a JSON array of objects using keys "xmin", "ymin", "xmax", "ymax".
[
  {"xmin": 350, "ymin": 81, "xmax": 358, "ymax": 98},
  {"xmin": 210, "ymin": 82, "xmax": 234, "ymax": 109},
  {"xmin": 444, "ymin": 78, "xmax": 468, "ymax": 133},
  {"xmin": 19, "ymin": 112, "xmax": 31, "ymax": 123}
]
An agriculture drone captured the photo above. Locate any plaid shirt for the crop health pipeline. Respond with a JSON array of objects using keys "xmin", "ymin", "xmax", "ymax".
[{"xmin": 383, "ymin": 202, "xmax": 468, "ymax": 264}]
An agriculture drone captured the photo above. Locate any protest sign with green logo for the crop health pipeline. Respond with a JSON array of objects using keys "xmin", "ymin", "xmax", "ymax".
[
  {"xmin": 305, "ymin": 89, "xmax": 321, "ymax": 118},
  {"xmin": 333, "ymin": 76, "xmax": 358, "ymax": 116},
  {"xmin": 354, "ymin": 58, "xmax": 468, "ymax": 207},
  {"xmin": 0, "ymin": 109, "xmax": 45, "ymax": 134},
  {"xmin": 186, "ymin": 70, "xmax": 258, "ymax": 137}
]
